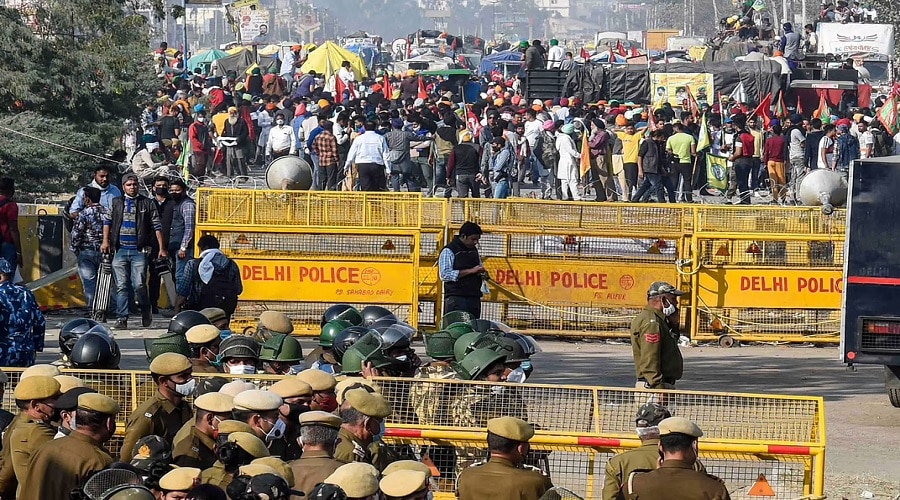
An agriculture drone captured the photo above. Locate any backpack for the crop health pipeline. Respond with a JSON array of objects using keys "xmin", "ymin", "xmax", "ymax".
[
  {"xmin": 872, "ymin": 129, "xmax": 890, "ymax": 157},
  {"xmin": 187, "ymin": 258, "xmax": 240, "ymax": 315}
]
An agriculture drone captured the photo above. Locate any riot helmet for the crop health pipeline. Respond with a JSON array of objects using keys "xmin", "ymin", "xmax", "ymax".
[
  {"xmin": 59, "ymin": 319, "xmax": 99, "ymax": 358},
  {"xmin": 70, "ymin": 331, "xmax": 121, "ymax": 369},
  {"xmin": 360, "ymin": 305, "xmax": 397, "ymax": 326},
  {"xmin": 332, "ymin": 326, "xmax": 371, "ymax": 363},
  {"xmin": 321, "ymin": 304, "xmax": 364, "ymax": 327},
  {"xmin": 168, "ymin": 310, "xmax": 211, "ymax": 336},
  {"xmin": 320, "ymin": 319, "xmax": 352, "ymax": 348}
]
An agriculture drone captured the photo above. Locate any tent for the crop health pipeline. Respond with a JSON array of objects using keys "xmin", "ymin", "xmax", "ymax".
[
  {"xmin": 344, "ymin": 44, "xmax": 380, "ymax": 70},
  {"xmin": 478, "ymin": 50, "xmax": 523, "ymax": 75},
  {"xmin": 187, "ymin": 49, "xmax": 228, "ymax": 74},
  {"xmin": 300, "ymin": 41, "xmax": 368, "ymax": 80},
  {"xmin": 213, "ymin": 46, "xmax": 279, "ymax": 76},
  {"xmin": 393, "ymin": 52, "xmax": 455, "ymax": 73}
]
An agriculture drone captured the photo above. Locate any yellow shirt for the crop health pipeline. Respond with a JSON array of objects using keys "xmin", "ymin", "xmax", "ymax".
[
  {"xmin": 617, "ymin": 132, "xmax": 641, "ymax": 164},
  {"xmin": 750, "ymin": 129, "xmax": 763, "ymax": 158}
]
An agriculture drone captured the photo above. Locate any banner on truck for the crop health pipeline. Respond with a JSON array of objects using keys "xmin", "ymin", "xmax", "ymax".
[
  {"xmin": 650, "ymin": 72, "xmax": 714, "ymax": 108},
  {"xmin": 817, "ymin": 23, "xmax": 894, "ymax": 56}
]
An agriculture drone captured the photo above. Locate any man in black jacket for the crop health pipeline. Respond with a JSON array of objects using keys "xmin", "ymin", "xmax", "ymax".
[
  {"xmin": 108, "ymin": 174, "xmax": 167, "ymax": 329},
  {"xmin": 438, "ymin": 222, "xmax": 485, "ymax": 318}
]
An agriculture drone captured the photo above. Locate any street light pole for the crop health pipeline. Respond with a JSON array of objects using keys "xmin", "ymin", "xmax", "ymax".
[{"xmin": 182, "ymin": 0, "xmax": 188, "ymax": 59}]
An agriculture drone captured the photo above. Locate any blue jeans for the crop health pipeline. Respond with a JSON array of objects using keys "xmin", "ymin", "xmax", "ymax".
[
  {"xmin": 113, "ymin": 248, "xmax": 149, "ymax": 320},
  {"xmin": 310, "ymin": 153, "xmax": 321, "ymax": 190},
  {"xmin": 76, "ymin": 250, "xmax": 102, "ymax": 308},
  {"xmin": 493, "ymin": 179, "xmax": 510, "ymax": 199},
  {"xmin": 634, "ymin": 173, "xmax": 665, "ymax": 202},
  {"xmin": 175, "ymin": 246, "xmax": 193, "ymax": 282}
]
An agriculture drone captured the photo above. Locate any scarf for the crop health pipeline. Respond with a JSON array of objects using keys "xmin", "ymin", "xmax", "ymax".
[{"xmin": 198, "ymin": 248, "xmax": 224, "ymax": 284}]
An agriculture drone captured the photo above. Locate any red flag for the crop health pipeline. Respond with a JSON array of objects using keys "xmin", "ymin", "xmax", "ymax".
[
  {"xmin": 796, "ymin": 95, "xmax": 803, "ymax": 116},
  {"xmin": 406, "ymin": 37, "xmax": 412, "ymax": 59},
  {"xmin": 580, "ymin": 47, "xmax": 589, "ymax": 59},
  {"xmin": 684, "ymin": 84, "xmax": 700, "ymax": 118},
  {"xmin": 347, "ymin": 81, "xmax": 358, "ymax": 101},
  {"xmin": 813, "ymin": 91, "xmax": 829, "ymax": 119},
  {"xmin": 609, "ymin": 46, "xmax": 615, "ymax": 62},
  {"xmin": 466, "ymin": 108, "xmax": 483, "ymax": 138},
  {"xmin": 383, "ymin": 73, "xmax": 391, "ymax": 100},
  {"xmin": 750, "ymin": 92, "xmax": 773, "ymax": 127},
  {"xmin": 630, "ymin": 46, "xmax": 640, "ymax": 57},
  {"xmin": 417, "ymin": 76, "xmax": 428, "ymax": 99},
  {"xmin": 774, "ymin": 91, "xmax": 787, "ymax": 119},
  {"xmin": 616, "ymin": 40, "xmax": 627, "ymax": 57},
  {"xmin": 335, "ymin": 75, "xmax": 346, "ymax": 104}
]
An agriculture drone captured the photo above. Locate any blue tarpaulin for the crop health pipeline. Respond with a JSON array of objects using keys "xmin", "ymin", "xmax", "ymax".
[{"xmin": 478, "ymin": 50, "xmax": 523, "ymax": 75}]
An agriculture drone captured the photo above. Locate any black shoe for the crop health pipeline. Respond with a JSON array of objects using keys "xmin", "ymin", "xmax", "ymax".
[
  {"xmin": 151, "ymin": 306, "xmax": 160, "ymax": 315},
  {"xmin": 114, "ymin": 319, "xmax": 128, "ymax": 330},
  {"xmin": 141, "ymin": 307, "xmax": 153, "ymax": 327}
]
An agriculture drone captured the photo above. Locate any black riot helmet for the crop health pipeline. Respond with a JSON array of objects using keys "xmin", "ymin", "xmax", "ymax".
[
  {"xmin": 332, "ymin": 326, "xmax": 372, "ymax": 363},
  {"xmin": 360, "ymin": 305, "xmax": 397, "ymax": 326},
  {"xmin": 69, "ymin": 331, "xmax": 122, "ymax": 369},
  {"xmin": 321, "ymin": 304, "xmax": 364, "ymax": 327},
  {"xmin": 168, "ymin": 310, "xmax": 211, "ymax": 336},
  {"xmin": 59, "ymin": 318, "xmax": 100, "ymax": 357}
]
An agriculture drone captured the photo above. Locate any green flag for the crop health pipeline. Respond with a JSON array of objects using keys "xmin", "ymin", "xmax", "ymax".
[
  {"xmin": 707, "ymin": 154, "xmax": 729, "ymax": 190},
  {"xmin": 697, "ymin": 113, "xmax": 711, "ymax": 151},
  {"xmin": 877, "ymin": 94, "xmax": 899, "ymax": 135}
]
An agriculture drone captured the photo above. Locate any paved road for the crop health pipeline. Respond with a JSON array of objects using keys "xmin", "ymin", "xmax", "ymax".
[{"xmin": 38, "ymin": 311, "xmax": 899, "ymax": 497}]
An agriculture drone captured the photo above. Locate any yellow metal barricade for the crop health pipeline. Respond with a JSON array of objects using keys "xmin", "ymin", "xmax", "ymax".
[
  {"xmin": 195, "ymin": 189, "xmax": 425, "ymax": 334},
  {"xmin": 419, "ymin": 198, "xmax": 450, "ymax": 327},
  {"xmin": 373, "ymin": 376, "xmax": 826, "ymax": 500}
]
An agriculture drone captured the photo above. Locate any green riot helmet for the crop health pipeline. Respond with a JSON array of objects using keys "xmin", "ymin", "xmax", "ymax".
[
  {"xmin": 440, "ymin": 310, "xmax": 476, "ymax": 330},
  {"xmin": 320, "ymin": 319, "xmax": 352, "ymax": 347},
  {"xmin": 458, "ymin": 348, "xmax": 507, "ymax": 380},
  {"xmin": 339, "ymin": 332, "xmax": 395, "ymax": 375},
  {"xmin": 423, "ymin": 330, "xmax": 456, "ymax": 360},
  {"xmin": 143, "ymin": 331, "xmax": 191, "ymax": 362},
  {"xmin": 445, "ymin": 321, "xmax": 477, "ymax": 340},
  {"xmin": 453, "ymin": 331, "xmax": 500, "ymax": 363},
  {"xmin": 493, "ymin": 336, "xmax": 528, "ymax": 363},
  {"xmin": 259, "ymin": 333, "xmax": 304, "ymax": 362}
]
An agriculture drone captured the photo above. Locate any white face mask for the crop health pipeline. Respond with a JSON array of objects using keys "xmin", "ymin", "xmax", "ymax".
[
  {"xmin": 197, "ymin": 117, "xmax": 205, "ymax": 123},
  {"xmin": 276, "ymin": 119, "xmax": 285, "ymax": 125},
  {"xmin": 506, "ymin": 367, "xmax": 527, "ymax": 384},
  {"xmin": 265, "ymin": 418, "xmax": 286, "ymax": 441},
  {"xmin": 662, "ymin": 299, "xmax": 677, "ymax": 317},
  {"xmin": 174, "ymin": 378, "xmax": 196, "ymax": 396},
  {"xmin": 229, "ymin": 364, "xmax": 256, "ymax": 375}
]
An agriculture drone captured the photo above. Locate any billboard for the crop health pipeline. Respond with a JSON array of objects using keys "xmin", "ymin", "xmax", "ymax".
[
  {"xmin": 817, "ymin": 23, "xmax": 894, "ymax": 56},
  {"xmin": 649, "ymin": 72, "xmax": 714, "ymax": 108}
]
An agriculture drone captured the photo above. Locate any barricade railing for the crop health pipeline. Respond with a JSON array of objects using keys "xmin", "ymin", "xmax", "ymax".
[{"xmin": 372, "ymin": 377, "xmax": 826, "ymax": 499}]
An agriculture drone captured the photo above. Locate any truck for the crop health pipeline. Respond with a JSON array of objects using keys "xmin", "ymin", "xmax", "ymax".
[
  {"xmin": 842, "ymin": 156, "xmax": 900, "ymax": 407},
  {"xmin": 817, "ymin": 23, "xmax": 894, "ymax": 82},
  {"xmin": 644, "ymin": 29, "xmax": 681, "ymax": 51}
]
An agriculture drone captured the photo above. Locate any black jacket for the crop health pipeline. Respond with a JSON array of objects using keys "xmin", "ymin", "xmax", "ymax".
[{"xmin": 110, "ymin": 195, "xmax": 162, "ymax": 250}]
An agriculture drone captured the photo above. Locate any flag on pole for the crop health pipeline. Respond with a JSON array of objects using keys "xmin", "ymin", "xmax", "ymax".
[
  {"xmin": 177, "ymin": 146, "xmax": 190, "ymax": 180},
  {"xmin": 580, "ymin": 47, "xmax": 590, "ymax": 59},
  {"xmin": 749, "ymin": 92, "xmax": 773, "ymax": 127},
  {"xmin": 579, "ymin": 130, "xmax": 592, "ymax": 177},
  {"xmin": 684, "ymin": 85, "xmax": 700, "ymax": 118},
  {"xmin": 813, "ymin": 92, "xmax": 830, "ymax": 120},
  {"xmin": 697, "ymin": 112, "xmax": 711, "ymax": 151},
  {"xmin": 608, "ymin": 46, "xmax": 615, "ymax": 62},
  {"xmin": 728, "ymin": 82, "xmax": 746, "ymax": 104},
  {"xmin": 335, "ymin": 76, "xmax": 347, "ymax": 104},
  {"xmin": 418, "ymin": 76, "xmax": 428, "ymax": 99},
  {"xmin": 616, "ymin": 40, "xmax": 627, "ymax": 57},
  {"xmin": 382, "ymin": 73, "xmax": 391, "ymax": 100},
  {"xmin": 630, "ymin": 46, "xmax": 640, "ymax": 57},
  {"xmin": 774, "ymin": 90, "xmax": 788, "ymax": 119},
  {"xmin": 796, "ymin": 95, "xmax": 804, "ymax": 116},
  {"xmin": 706, "ymin": 154, "xmax": 729, "ymax": 190},
  {"xmin": 877, "ymin": 93, "xmax": 899, "ymax": 135}
]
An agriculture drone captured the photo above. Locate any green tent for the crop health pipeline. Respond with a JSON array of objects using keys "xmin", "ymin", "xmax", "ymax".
[{"xmin": 188, "ymin": 49, "xmax": 229, "ymax": 74}]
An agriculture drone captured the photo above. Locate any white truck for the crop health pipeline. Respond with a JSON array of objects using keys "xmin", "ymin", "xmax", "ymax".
[{"xmin": 816, "ymin": 23, "xmax": 894, "ymax": 82}]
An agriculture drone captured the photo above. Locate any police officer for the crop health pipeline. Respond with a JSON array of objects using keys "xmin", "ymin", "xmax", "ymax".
[
  {"xmin": 323, "ymin": 463, "xmax": 381, "ymax": 499},
  {"xmin": 439, "ymin": 222, "xmax": 486, "ymax": 318},
  {"xmin": 451, "ymin": 348, "xmax": 509, "ymax": 427},
  {"xmin": 289, "ymin": 411, "xmax": 348, "ymax": 496},
  {"xmin": 602, "ymin": 403, "xmax": 671, "ymax": 500},
  {"xmin": 380, "ymin": 469, "xmax": 429, "ymax": 500},
  {"xmin": 306, "ymin": 319, "xmax": 350, "ymax": 373},
  {"xmin": 121, "ymin": 352, "xmax": 195, "ymax": 461},
  {"xmin": 250, "ymin": 457, "xmax": 296, "ymax": 490},
  {"xmin": 254, "ymin": 310, "xmax": 294, "ymax": 342},
  {"xmin": 52, "ymin": 386, "xmax": 96, "ymax": 439},
  {"xmin": 232, "ymin": 390, "xmax": 285, "ymax": 448},
  {"xmin": 129, "ymin": 434, "xmax": 172, "ymax": 477},
  {"xmin": 411, "ymin": 330, "xmax": 462, "ymax": 425},
  {"xmin": 457, "ymin": 416, "xmax": 553, "ymax": 500},
  {"xmin": 631, "ymin": 282, "xmax": 685, "ymax": 390},
  {"xmin": 158, "ymin": 467, "xmax": 202, "ymax": 498},
  {"xmin": 200, "ymin": 431, "xmax": 270, "ymax": 489},
  {"xmin": 334, "ymin": 389, "xmax": 394, "ymax": 471},
  {"xmin": 626, "ymin": 417, "xmax": 730, "ymax": 500},
  {"xmin": 219, "ymin": 335, "xmax": 262, "ymax": 375},
  {"xmin": 1, "ymin": 376, "xmax": 61, "ymax": 496},
  {"xmin": 20, "ymin": 392, "xmax": 120, "ymax": 500},
  {"xmin": 268, "ymin": 378, "xmax": 313, "ymax": 460},
  {"xmin": 296, "ymin": 369, "xmax": 339, "ymax": 413},
  {"xmin": 260, "ymin": 334, "xmax": 305, "ymax": 375},
  {"xmin": 201, "ymin": 307, "xmax": 232, "ymax": 336},
  {"xmin": 173, "ymin": 392, "xmax": 235, "ymax": 468},
  {"xmin": 186, "ymin": 324, "xmax": 222, "ymax": 373},
  {"xmin": 0, "ymin": 257, "xmax": 46, "ymax": 366}
]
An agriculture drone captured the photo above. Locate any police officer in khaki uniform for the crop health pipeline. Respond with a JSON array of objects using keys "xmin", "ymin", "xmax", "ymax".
[
  {"xmin": 457, "ymin": 416, "xmax": 553, "ymax": 500},
  {"xmin": 260, "ymin": 334, "xmax": 305, "ymax": 375},
  {"xmin": 296, "ymin": 369, "xmax": 339, "ymax": 413},
  {"xmin": 334, "ymin": 389, "xmax": 394, "ymax": 471},
  {"xmin": 158, "ymin": 466, "xmax": 202, "ymax": 497},
  {"xmin": 289, "ymin": 411, "xmax": 348, "ymax": 497},
  {"xmin": 381, "ymin": 469, "xmax": 430, "ymax": 500},
  {"xmin": 186, "ymin": 324, "xmax": 223, "ymax": 373},
  {"xmin": 232, "ymin": 390, "xmax": 285, "ymax": 447},
  {"xmin": 602, "ymin": 403, "xmax": 671, "ymax": 500},
  {"xmin": 250, "ymin": 456, "xmax": 296, "ymax": 489},
  {"xmin": 121, "ymin": 352, "xmax": 195, "ymax": 461},
  {"xmin": 323, "ymin": 462, "xmax": 381, "ymax": 499},
  {"xmin": 173, "ymin": 392, "xmax": 235, "ymax": 468},
  {"xmin": 631, "ymin": 282, "xmax": 685, "ymax": 390},
  {"xmin": 201, "ymin": 431, "xmax": 270, "ymax": 489},
  {"xmin": 20, "ymin": 393, "xmax": 120, "ymax": 500},
  {"xmin": 6, "ymin": 376, "xmax": 61, "ymax": 495},
  {"xmin": 268, "ymin": 378, "xmax": 312, "ymax": 460},
  {"xmin": 625, "ymin": 417, "xmax": 730, "ymax": 500}
]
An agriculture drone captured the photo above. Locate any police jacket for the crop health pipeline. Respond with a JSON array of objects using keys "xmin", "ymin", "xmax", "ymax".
[
  {"xmin": 109, "ymin": 195, "xmax": 162, "ymax": 250},
  {"xmin": 443, "ymin": 237, "xmax": 482, "ymax": 298}
]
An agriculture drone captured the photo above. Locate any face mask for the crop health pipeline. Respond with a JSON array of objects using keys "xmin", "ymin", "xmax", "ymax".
[
  {"xmin": 276, "ymin": 119, "xmax": 285, "ymax": 125},
  {"xmin": 662, "ymin": 300, "xmax": 677, "ymax": 316},
  {"xmin": 287, "ymin": 403, "xmax": 310, "ymax": 421},
  {"xmin": 265, "ymin": 418, "xmax": 286, "ymax": 441},
  {"xmin": 394, "ymin": 355, "xmax": 408, "ymax": 363},
  {"xmin": 70, "ymin": 414, "xmax": 77, "ymax": 429},
  {"xmin": 174, "ymin": 378, "xmax": 197, "ymax": 396},
  {"xmin": 171, "ymin": 192, "xmax": 185, "ymax": 202},
  {"xmin": 229, "ymin": 364, "xmax": 256, "ymax": 375},
  {"xmin": 197, "ymin": 117, "xmax": 206, "ymax": 123},
  {"xmin": 220, "ymin": 329, "xmax": 233, "ymax": 340},
  {"xmin": 154, "ymin": 187, "xmax": 168, "ymax": 197},
  {"xmin": 316, "ymin": 393, "xmax": 338, "ymax": 413},
  {"xmin": 287, "ymin": 363, "xmax": 306, "ymax": 375},
  {"xmin": 506, "ymin": 367, "xmax": 527, "ymax": 384}
]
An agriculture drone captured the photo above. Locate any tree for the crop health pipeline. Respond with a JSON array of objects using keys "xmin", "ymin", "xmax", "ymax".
[{"xmin": 0, "ymin": 1, "xmax": 158, "ymax": 194}]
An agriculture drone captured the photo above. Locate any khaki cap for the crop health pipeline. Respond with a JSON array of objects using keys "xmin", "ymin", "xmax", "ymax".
[
  {"xmin": 216, "ymin": 420, "xmax": 253, "ymax": 436},
  {"xmin": 324, "ymin": 463, "xmax": 380, "ymax": 497},
  {"xmin": 220, "ymin": 380, "xmax": 259, "ymax": 397},
  {"xmin": 251, "ymin": 457, "xmax": 295, "ymax": 487},
  {"xmin": 380, "ymin": 469, "xmax": 428, "ymax": 497},
  {"xmin": 269, "ymin": 379, "xmax": 312, "ymax": 399},
  {"xmin": 194, "ymin": 392, "xmax": 234, "ymax": 413},
  {"xmin": 344, "ymin": 389, "xmax": 391, "ymax": 418},
  {"xmin": 299, "ymin": 411, "xmax": 342, "ymax": 429},
  {"xmin": 335, "ymin": 377, "xmax": 379, "ymax": 405},
  {"xmin": 14, "ymin": 376, "xmax": 61, "ymax": 401},
  {"xmin": 78, "ymin": 392, "xmax": 120, "ymax": 415},
  {"xmin": 158, "ymin": 467, "xmax": 201, "ymax": 491},
  {"xmin": 382, "ymin": 460, "xmax": 433, "ymax": 477},
  {"xmin": 200, "ymin": 307, "xmax": 227, "ymax": 323},
  {"xmin": 239, "ymin": 463, "xmax": 280, "ymax": 478},
  {"xmin": 186, "ymin": 325, "xmax": 221, "ymax": 345},
  {"xmin": 658, "ymin": 417, "xmax": 703, "ymax": 438},
  {"xmin": 149, "ymin": 352, "xmax": 192, "ymax": 376},
  {"xmin": 21, "ymin": 364, "xmax": 60, "ymax": 379},
  {"xmin": 233, "ymin": 390, "xmax": 283, "ymax": 412},
  {"xmin": 296, "ymin": 369, "xmax": 337, "ymax": 391},
  {"xmin": 259, "ymin": 311, "xmax": 293, "ymax": 334},
  {"xmin": 54, "ymin": 375, "xmax": 86, "ymax": 393},
  {"xmin": 228, "ymin": 432, "xmax": 270, "ymax": 458},
  {"xmin": 487, "ymin": 416, "xmax": 534, "ymax": 442}
]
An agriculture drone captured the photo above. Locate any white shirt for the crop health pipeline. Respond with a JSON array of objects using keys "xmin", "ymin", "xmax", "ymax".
[
  {"xmin": 338, "ymin": 67, "xmax": 356, "ymax": 84},
  {"xmin": 523, "ymin": 119, "xmax": 543, "ymax": 148},
  {"xmin": 893, "ymin": 132, "xmax": 900, "ymax": 156},
  {"xmin": 818, "ymin": 135, "xmax": 835, "ymax": 170},
  {"xmin": 345, "ymin": 131, "xmax": 392, "ymax": 173},
  {"xmin": 859, "ymin": 130, "xmax": 874, "ymax": 158},
  {"xmin": 279, "ymin": 52, "xmax": 296, "ymax": 78},
  {"xmin": 546, "ymin": 45, "xmax": 565, "ymax": 68},
  {"xmin": 333, "ymin": 122, "xmax": 351, "ymax": 145},
  {"xmin": 267, "ymin": 124, "xmax": 297, "ymax": 155},
  {"xmin": 302, "ymin": 115, "xmax": 319, "ymax": 148}
]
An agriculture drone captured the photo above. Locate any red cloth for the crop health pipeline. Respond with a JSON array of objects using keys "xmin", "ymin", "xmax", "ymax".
[
  {"xmin": 762, "ymin": 135, "xmax": 786, "ymax": 163},
  {"xmin": 0, "ymin": 195, "xmax": 17, "ymax": 243},
  {"xmin": 738, "ymin": 132, "xmax": 755, "ymax": 157},
  {"xmin": 208, "ymin": 88, "xmax": 225, "ymax": 110}
]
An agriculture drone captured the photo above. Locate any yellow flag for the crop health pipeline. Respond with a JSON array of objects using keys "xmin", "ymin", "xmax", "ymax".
[{"xmin": 580, "ymin": 130, "xmax": 591, "ymax": 177}]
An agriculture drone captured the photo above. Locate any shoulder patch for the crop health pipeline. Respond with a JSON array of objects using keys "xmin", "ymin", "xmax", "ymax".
[
  {"xmin": 144, "ymin": 412, "xmax": 154, "ymax": 418},
  {"xmin": 644, "ymin": 333, "xmax": 660, "ymax": 343}
]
